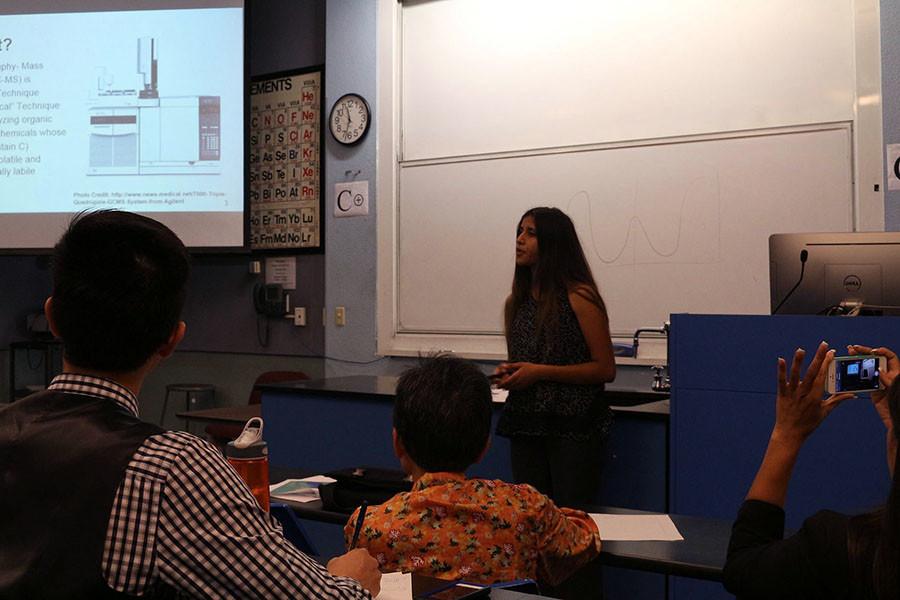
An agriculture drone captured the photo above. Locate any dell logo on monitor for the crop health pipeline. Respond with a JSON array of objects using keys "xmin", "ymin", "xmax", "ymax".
[{"xmin": 843, "ymin": 275, "xmax": 862, "ymax": 292}]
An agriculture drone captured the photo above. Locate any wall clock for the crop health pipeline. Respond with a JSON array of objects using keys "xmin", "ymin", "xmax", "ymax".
[{"xmin": 329, "ymin": 93, "xmax": 370, "ymax": 145}]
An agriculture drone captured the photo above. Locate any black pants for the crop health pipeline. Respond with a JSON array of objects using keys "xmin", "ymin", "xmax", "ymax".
[
  {"xmin": 511, "ymin": 435, "xmax": 607, "ymax": 599},
  {"xmin": 509, "ymin": 434, "xmax": 606, "ymax": 508}
]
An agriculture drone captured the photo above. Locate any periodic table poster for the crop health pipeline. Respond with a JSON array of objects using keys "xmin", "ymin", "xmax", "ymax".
[{"xmin": 248, "ymin": 68, "xmax": 323, "ymax": 251}]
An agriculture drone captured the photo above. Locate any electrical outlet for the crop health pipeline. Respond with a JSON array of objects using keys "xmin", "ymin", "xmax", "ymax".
[
  {"xmin": 293, "ymin": 307, "xmax": 306, "ymax": 326},
  {"xmin": 335, "ymin": 306, "xmax": 346, "ymax": 326}
]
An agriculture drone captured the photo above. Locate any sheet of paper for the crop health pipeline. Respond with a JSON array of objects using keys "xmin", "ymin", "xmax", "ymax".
[
  {"xmin": 298, "ymin": 475, "xmax": 338, "ymax": 484},
  {"xmin": 589, "ymin": 514, "xmax": 684, "ymax": 541},
  {"xmin": 269, "ymin": 476, "xmax": 336, "ymax": 503},
  {"xmin": 265, "ymin": 256, "xmax": 297, "ymax": 289},
  {"xmin": 375, "ymin": 572, "xmax": 411, "ymax": 600}
]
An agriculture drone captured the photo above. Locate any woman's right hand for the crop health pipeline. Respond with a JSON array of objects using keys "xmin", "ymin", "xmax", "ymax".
[
  {"xmin": 847, "ymin": 344, "xmax": 899, "ymax": 431},
  {"xmin": 849, "ymin": 344, "xmax": 899, "ymax": 474},
  {"xmin": 492, "ymin": 363, "xmax": 513, "ymax": 388},
  {"xmin": 496, "ymin": 362, "xmax": 545, "ymax": 390}
]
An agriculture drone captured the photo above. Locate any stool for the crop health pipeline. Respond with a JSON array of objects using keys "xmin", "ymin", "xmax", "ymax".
[{"xmin": 160, "ymin": 383, "xmax": 216, "ymax": 431}]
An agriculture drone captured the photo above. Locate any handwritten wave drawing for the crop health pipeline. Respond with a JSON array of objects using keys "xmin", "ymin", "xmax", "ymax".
[{"xmin": 566, "ymin": 170, "xmax": 721, "ymax": 266}]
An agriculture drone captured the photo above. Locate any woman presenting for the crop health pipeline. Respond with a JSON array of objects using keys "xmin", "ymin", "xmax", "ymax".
[{"xmin": 493, "ymin": 207, "xmax": 616, "ymax": 508}]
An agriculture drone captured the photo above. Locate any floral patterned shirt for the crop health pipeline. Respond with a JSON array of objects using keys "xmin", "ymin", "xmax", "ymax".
[{"xmin": 343, "ymin": 472, "xmax": 600, "ymax": 585}]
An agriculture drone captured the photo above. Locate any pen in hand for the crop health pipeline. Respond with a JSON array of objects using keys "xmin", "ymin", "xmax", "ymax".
[{"xmin": 350, "ymin": 500, "xmax": 368, "ymax": 549}]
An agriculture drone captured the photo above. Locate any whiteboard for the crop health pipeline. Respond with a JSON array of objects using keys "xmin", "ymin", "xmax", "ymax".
[
  {"xmin": 397, "ymin": 126, "xmax": 853, "ymax": 337},
  {"xmin": 401, "ymin": 0, "xmax": 854, "ymax": 161},
  {"xmin": 381, "ymin": 0, "xmax": 870, "ymax": 357}
]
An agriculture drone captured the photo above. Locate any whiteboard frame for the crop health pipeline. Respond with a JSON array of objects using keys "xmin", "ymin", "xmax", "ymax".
[{"xmin": 376, "ymin": 0, "xmax": 884, "ymax": 361}]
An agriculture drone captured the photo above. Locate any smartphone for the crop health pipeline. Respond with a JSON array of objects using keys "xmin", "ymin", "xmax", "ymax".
[{"xmin": 827, "ymin": 354, "xmax": 886, "ymax": 394}]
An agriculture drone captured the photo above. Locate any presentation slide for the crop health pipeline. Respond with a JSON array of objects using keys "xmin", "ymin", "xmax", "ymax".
[{"xmin": 0, "ymin": 1, "xmax": 245, "ymax": 249}]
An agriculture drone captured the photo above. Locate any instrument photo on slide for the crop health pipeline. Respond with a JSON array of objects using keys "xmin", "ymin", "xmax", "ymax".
[
  {"xmin": 0, "ymin": 3, "xmax": 246, "ymax": 251},
  {"xmin": 87, "ymin": 37, "xmax": 221, "ymax": 176}
]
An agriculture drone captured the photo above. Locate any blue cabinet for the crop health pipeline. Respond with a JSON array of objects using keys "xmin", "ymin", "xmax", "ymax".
[
  {"xmin": 669, "ymin": 314, "xmax": 896, "ymax": 524},
  {"xmin": 261, "ymin": 377, "xmax": 667, "ymax": 511},
  {"xmin": 260, "ymin": 377, "xmax": 670, "ymax": 598},
  {"xmin": 668, "ymin": 314, "xmax": 900, "ymax": 600}
]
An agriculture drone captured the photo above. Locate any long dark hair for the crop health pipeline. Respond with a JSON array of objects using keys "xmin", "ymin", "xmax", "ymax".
[
  {"xmin": 848, "ymin": 379, "xmax": 900, "ymax": 600},
  {"xmin": 504, "ymin": 207, "xmax": 607, "ymax": 343}
]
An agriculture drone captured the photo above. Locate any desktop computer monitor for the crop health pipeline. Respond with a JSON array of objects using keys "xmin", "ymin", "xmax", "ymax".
[{"xmin": 769, "ymin": 232, "xmax": 900, "ymax": 315}]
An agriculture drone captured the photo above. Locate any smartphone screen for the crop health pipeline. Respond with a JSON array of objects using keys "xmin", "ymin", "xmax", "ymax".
[{"xmin": 834, "ymin": 355, "xmax": 881, "ymax": 392}]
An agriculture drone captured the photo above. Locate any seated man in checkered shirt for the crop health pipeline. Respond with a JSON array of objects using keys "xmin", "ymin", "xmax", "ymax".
[{"xmin": 0, "ymin": 211, "xmax": 380, "ymax": 599}]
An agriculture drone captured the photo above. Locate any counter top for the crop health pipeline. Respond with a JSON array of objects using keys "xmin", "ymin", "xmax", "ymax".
[
  {"xmin": 610, "ymin": 399, "xmax": 669, "ymax": 417},
  {"xmin": 261, "ymin": 375, "xmax": 669, "ymax": 416},
  {"xmin": 260, "ymin": 375, "xmax": 399, "ymax": 397}
]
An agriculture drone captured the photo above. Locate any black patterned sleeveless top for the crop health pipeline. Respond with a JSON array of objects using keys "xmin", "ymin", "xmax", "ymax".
[{"xmin": 496, "ymin": 292, "xmax": 613, "ymax": 441}]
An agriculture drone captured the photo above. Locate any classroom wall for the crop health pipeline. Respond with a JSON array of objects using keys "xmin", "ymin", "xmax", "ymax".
[
  {"xmin": 7, "ymin": 2, "xmax": 899, "ymax": 405},
  {"xmin": 177, "ymin": 0, "xmax": 325, "ymax": 359},
  {"xmin": 145, "ymin": 0, "xmax": 331, "ymax": 420},
  {"xmin": 322, "ymin": 0, "xmax": 384, "ymax": 376},
  {"xmin": 881, "ymin": 0, "xmax": 900, "ymax": 230},
  {"xmin": 323, "ymin": 0, "xmax": 898, "ymax": 368},
  {"xmin": 0, "ymin": 256, "xmax": 52, "ymax": 401},
  {"xmin": 0, "ymin": 1, "xmax": 330, "ymax": 413},
  {"xmin": 249, "ymin": 0, "xmax": 324, "ymax": 73},
  {"xmin": 0, "ymin": 256, "xmax": 51, "ymax": 348}
]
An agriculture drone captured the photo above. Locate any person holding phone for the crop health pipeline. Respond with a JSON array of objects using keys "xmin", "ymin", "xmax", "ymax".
[
  {"xmin": 723, "ymin": 342, "xmax": 900, "ymax": 600},
  {"xmin": 493, "ymin": 207, "xmax": 616, "ymax": 508}
]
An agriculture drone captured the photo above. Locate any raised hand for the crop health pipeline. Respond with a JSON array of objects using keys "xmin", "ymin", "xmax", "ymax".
[
  {"xmin": 746, "ymin": 342, "xmax": 854, "ymax": 507},
  {"xmin": 772, "ymin": 342, "xmax": 854, "ymax": 445}
]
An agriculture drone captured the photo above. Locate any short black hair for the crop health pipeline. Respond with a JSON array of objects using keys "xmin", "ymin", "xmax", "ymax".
[
  {"xmin": 393, "ymin": 354, "xmax": 492, "ymax": 473},
  {"xmin": 51, "ymin": 211, "xmax": 190, "ymax": 372}
]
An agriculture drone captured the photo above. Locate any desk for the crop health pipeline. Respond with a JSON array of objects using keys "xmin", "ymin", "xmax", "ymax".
[
  {"xmin": 598, "ymin": 512, "xmax": 728, "ymax": 582},
  {"xmin": 176, "ymin": 404, "xmax": 260, "ymax": 425},
  {"xmin": 268, "ymin": 467, "xmax": 727, "ymax": 583},
  {"xmin": 287, "ymin": 499, "xmax": 728, "ymax": 580},
  {"xmin": 412, "ymin": 574, "xmax": 542, "ymax": 599},
  {"xmin": 288, "ymin": 503, "xmax": 727, "ymax": 580}
]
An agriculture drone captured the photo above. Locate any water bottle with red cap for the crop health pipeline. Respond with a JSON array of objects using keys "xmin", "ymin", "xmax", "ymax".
[{"xmin": 225, "ymin": 417, "xmax": 270, "ymax": 511}]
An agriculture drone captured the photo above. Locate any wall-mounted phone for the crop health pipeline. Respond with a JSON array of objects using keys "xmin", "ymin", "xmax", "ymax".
[{"xmin": 253, "ymin": 283, "xmax": 287, "ymax": 317}]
